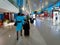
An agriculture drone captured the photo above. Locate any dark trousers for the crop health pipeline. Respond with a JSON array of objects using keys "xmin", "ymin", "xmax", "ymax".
[
  {"xmin": 24, "ymin": 29, "xmax": 30, "ymax": 36},
  {"xmin": 17, "ymin": 30, "xmax": 22, "ymax": 40}
]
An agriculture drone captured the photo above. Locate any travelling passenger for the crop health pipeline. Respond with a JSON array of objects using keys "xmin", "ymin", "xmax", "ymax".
[
  {"xmin": 15, "ymin": 13, "xmax": 25, "ymax": 40},
  {"xmin": 30, "ymin": 15, "xmax": 34, "ymax": 24},
  {"xmin": 56, "ymin": 14, "xmax": 58, "ymax": 20},
  {"xmin": 23, "ymin": 19, "xmax": 30, "ymax": 36},
  {"xmin": 30, "ymin": 17, "xmax": 34, "ymax": 24}
]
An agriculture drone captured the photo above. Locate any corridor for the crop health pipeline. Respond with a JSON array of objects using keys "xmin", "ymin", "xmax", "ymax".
[{"xmin": 0, "ymin": 17, "xmax": 60, "ymax": 45}]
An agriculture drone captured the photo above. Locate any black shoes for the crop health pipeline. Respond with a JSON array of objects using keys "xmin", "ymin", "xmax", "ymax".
[{"xmin": 17, "ymin": 37, "xmax": 18, "ymax": 40}]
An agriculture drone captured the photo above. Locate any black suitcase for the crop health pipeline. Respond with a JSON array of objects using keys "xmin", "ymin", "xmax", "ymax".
[{"xmin": 24, "ymin": 30, "xmax": 30, "ymax": 36}]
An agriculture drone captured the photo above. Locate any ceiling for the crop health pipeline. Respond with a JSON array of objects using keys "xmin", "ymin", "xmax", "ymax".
[
  {"xmin": 27, "ymin": 0, "xmax": 59, "ymax": 11},
  {"xmin": 0, "ymin": 0, "xmax": 19, "ymax": 13},
  {"xmin": 0, "ymin": 0, "xmax": 59, "ymax": 13},
  {"xmin": 8, "ymin": 0, "xmax": 18, "ymax": 8}
]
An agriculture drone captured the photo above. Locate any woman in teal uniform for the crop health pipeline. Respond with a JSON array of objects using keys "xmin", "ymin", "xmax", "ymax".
[{"xmin": 15, "ymin": 13, "xmax": 25, "ymax": 40}]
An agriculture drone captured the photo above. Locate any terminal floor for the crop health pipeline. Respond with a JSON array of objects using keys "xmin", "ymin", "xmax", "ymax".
[{"xmin": 0, "ymin": 17, "xmax": 60, "ymax": 45}]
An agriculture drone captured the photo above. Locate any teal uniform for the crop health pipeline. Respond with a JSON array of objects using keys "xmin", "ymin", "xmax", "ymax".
[{"xmin": 15, "ymin": 16, "xmax": 25, "ymax": 31}]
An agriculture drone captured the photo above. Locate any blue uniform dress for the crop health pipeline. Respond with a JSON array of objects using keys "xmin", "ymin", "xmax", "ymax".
[{"xmin": 15, "ymin": 16, "xmax": 25, "ymax": 32}]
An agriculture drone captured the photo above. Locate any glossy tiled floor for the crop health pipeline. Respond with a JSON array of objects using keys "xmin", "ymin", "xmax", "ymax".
[
  {"xmin": 0, "ymin": 17, "xmax": 60, "ymax": 45},
  {"xmin": 35, "ymin": 17, "xmax": 60, "ymax": 45}
]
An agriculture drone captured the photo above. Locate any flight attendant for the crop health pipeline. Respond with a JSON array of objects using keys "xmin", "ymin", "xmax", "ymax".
[{"xmin": 15, "ymin": 13, "xmax": 25, "ymax": 40}]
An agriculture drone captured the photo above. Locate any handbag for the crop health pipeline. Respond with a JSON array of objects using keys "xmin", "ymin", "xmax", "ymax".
[{"xmin": 14, "ymin": 22, "xmax": 17, "ymax": 26}]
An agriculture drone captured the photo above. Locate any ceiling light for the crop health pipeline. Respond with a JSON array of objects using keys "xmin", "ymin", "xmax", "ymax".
[{"xmin": 22, "ymin": 7, "xmax": 25, "ymax": 11}]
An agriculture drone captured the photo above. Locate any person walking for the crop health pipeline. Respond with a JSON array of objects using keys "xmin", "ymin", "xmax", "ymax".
[
  {"xmin": 23, "ymin": 19, "xmax": 30, "ymax": 36},
  {"xmin": 15, "ymin": 13, "xmax": 25, "ymax": 40}
]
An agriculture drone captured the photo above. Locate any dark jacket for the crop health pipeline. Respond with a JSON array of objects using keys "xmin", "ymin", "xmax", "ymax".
[{"xmin": 23, "ymin": 20, "xmax": 30, "ymax": 30}]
